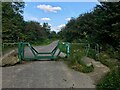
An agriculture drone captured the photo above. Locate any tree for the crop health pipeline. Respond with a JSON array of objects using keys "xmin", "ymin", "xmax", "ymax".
[
  {"xmin": 49, "ymin": 31, "xmax": 57, "ymax": 39},
  {"xmin": 58, "ymin": 2, "xmax": 120, "ymax": 50},
  {"xmin": 2, "ymin": 2, "xmax": 25, "ymax": 43},
  {"xmin": 24, "ymin": 21, "xmax": 44, "ymax": 42},
  {"xmin": 42, "ymin": 23, "xmax": 51, "ymax": 37}
]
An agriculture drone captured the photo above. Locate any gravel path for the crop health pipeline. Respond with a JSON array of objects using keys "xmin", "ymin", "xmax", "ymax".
[{"xmin": 2, "ymin": 61, "xmax": 95, "ymax": 88}]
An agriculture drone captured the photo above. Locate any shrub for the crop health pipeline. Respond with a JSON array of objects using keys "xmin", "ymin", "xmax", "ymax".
[
  {"xmin": 97, "ymin": 51, "xmax": 120, "ymax": 90},
  {"xmin": 67, "ymin": 44, "xmax": 94, "ymax": 73},
  {"xmin": 97, "ymin": 66, "xmax": 120, "ymax": 90},
  {"xmin": 87, "ymin": 48, "xmax": 97, "ymax": 60},
  {"xmin": 99, "ymin": 52, "xmax": 110, "ymax": 60}
]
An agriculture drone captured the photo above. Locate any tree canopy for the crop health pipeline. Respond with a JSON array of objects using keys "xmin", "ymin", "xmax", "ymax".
[
  {"xmin": 2, "ymin": 2, "xmax": 51, "ymax": 43},
  {"xmin": 58, "ymin": 2, "xmax": 120, "ymax": 50}
]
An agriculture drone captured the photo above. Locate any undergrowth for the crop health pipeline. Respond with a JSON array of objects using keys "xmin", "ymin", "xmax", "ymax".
[
  {"xmin": 64, "ymin": 43, "xmax": 94, "ymax": 73},
  {"xmin": 96, "ymin": 49, "xmax": 120, "ymax": 90}
]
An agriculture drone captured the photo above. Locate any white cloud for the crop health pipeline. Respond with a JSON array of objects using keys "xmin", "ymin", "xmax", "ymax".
[
  {"xmin": 51, "ymin": 26, "xmax": 60, "ymax": 33},
  {"xmin": 48, "ymin": 23, "xmax": 52, "ymax": 26},
  {"xmin": 51, "ymin": 24, "xmax": 65, "ymax": 33},
  {"xmin": 25, "ymin": 4, "xmax": 27, "ymax": 6},
  {"xmin": 65, "ymin": 18, "xmax": 71, "ymax": 21},
  {"xmin": 37, "ymin": 4, "xmax": 61, "ymax": 13},
  {"xmin": 29, "ymin": 17, "xmax": 39, "ymax": 22},
  {"xmin": 58, "ymin": 24, "xmax": 65, "ymax": 28},
  {"xmin": 41, "ymin": 18, "xmax": 51, "ymax": 21},
  {"xmin": 23, "ymin": 12, "xmax": 40, "ymax": 22}
]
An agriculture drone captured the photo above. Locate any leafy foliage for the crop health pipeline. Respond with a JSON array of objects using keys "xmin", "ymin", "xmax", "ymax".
[
  {"xmin": 58, "ymin": 2, "xmax": 120, "ymax": 89},
  {"xmin": 2, "ymin": 2, "xmax": 25, "ymax": 42},
  {"xmin": 23, "ymin": 21, "xmax": 51, "ymax": 43},
  {"xmin": 58, "ymin": 2, "xmax": 120, "ymax": 51},
  {"xmin": 2, "ymin": 2, "xmax": 51, "ymax": 44},
  {"xmin": 67, "ymin": 44, "xmax": 94, "ymax": 73},
  {"xmin": 97, "ymin": 66, "xmax": 120, "ymax": 90}
]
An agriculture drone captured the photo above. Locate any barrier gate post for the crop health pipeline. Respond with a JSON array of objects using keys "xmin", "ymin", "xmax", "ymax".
[{"xmin": 66, "ymin": 43, "xmax": 70, "ymax": 58}]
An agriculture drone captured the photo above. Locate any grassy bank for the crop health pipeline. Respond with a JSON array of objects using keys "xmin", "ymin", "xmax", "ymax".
[
  {"xmin": 67, "ymin": 44, "xmax": 94, "ymax": 73},
  {"xmin": 96, "ymin": 51, "xmax": 120, "ymax": 90},
  {"xmin": 58, "ymin": 42, "xmax": 95, "ymax": 73},
  {"xmin": 59, "ymin": 42, "xmax": 120, "ymax": 89}
]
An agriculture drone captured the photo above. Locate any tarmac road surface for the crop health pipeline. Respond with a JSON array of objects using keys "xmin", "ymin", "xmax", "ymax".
[
  {"xmin": 2, "ymin": 40, "xmax": 95, "ymax": 88},
  {"xmin": 2, "ymin": 61, "xmax": 95, "ymax": 88}
]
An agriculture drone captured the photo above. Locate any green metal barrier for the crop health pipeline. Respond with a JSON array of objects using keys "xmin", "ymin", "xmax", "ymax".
[
  {"xmin": 58, "ymin": 42, "xmax": 70, "ymax": 58},
  {"xmin": 18, "ymin": 41, "xmax": 70, "ymax": 61}
]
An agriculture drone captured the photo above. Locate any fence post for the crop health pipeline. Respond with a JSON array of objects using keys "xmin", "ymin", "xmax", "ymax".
[
  {"xmin": 18, "ymin": 42, "xmax": 24, "ymax": 62},
  {"xmin": 66, "ymin": 43, "xmax": 70, "ymax": 58},
  {"xmin": 21, "ymin": 42, "xmax": 24, "ymax": 60},
  {"xmin": 97, "ymin": 44, "xmax": 100, "ymax": 60},
  {"xmin": 18, "ymin": 42, "xmax": 22, "ymax": 62},
  {"xmin": 86, "ymin": 43, "xmax": 90, "ymax": 56}
]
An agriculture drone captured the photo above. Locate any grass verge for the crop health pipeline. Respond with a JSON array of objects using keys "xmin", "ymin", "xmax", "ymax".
[
  {"xmin": 59, "ymin": 43, "xmax": 94, "ymax": 73},
  {"xmin": 96, "ymin": 65, "xmax": 120, "ymax": 90},
  {"xmin": 96, "ymin": 51, "xmax": 120, "ymax": 90}
]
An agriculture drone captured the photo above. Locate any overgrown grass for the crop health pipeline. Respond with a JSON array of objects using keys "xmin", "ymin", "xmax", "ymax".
[
  {"xmin": 87, "ymin": 48, "xmax": 98, "ymax": 60},
  {"xmin": 65, "ymin": 44, "xmax": 94, "ymax": 73},
  {"xmin": 97, "ymin": 65, "xmax": 120, "ymax": 90},
  {"xmin": 80, "ymin": 44, "xmax": 120, "ymax": 89},
  {"xmin": 98, "ymin": 52, "xmax": 119, "ymax": 69},
  {"xmin": 96, "ymin": 51, "xmax": 120, "ymax": 90},
  {"xmin": 68, "ymin": 61, "xmax": 94, "ymax": 73}
]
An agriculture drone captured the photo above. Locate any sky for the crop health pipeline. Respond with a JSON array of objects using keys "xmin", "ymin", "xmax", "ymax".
[{"xmin": 23, "ymin": 2, "xmax": 100, "ymax": 32}]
